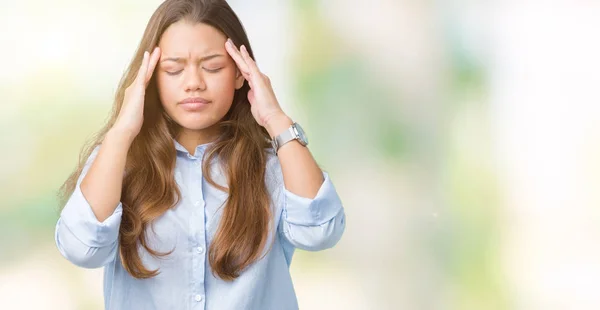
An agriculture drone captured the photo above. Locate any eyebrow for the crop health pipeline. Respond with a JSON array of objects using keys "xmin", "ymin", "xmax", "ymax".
[{"xmin": 160, "ymin": 54, "xmax": 224, "ymax": 63}]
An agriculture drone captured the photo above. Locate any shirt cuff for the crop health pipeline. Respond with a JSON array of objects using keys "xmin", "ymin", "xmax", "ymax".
[
  {"xmin": 59, "ymin": 183, "xmax": 123, "ymax": 248},
  {"xmin": 282, "ymin": 171, "xmax": 343, "ymax": 226}
]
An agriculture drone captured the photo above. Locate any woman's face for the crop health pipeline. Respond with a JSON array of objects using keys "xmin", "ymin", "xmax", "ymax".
[{"xmin": 156, "ymin": 20, "xmax": 244, "ymax": 133}]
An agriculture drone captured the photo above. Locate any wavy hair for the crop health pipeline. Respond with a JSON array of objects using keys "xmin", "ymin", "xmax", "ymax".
[{"xmin": 59, "ymin": 0, "xmax": 273, "ymax": 281}]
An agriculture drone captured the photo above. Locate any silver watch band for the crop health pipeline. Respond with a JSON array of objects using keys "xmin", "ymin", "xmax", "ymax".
[{"xmin": 272, "ymin": 125, "xmax": 297, "ymax": 154}]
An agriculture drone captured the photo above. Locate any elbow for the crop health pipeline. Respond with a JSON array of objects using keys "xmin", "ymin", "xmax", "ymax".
[
  {"xmin": 55, "ymin": 220, "xmax": 118, "ymax": 269},
  {"xmin": 57, "ymin": 239, "xmax": 118, "ymax": 269},
  {"xmin": 283, "ymin": 210, "xmax": 346, "ymax": 251},
  {"xmin": 300, "ymin": 232, "xmax": 343, "ymax": 252},
  {"xmin": 58, "ymin": 249, "xmax": 101, "ymax": 269}
]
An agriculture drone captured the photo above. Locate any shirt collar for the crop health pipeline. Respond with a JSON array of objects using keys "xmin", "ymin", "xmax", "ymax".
[{"xmin": 173, "ymin": 139, "xmax": 215, "ymax": 158}]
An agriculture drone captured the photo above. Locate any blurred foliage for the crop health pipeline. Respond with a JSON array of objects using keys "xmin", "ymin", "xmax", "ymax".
[{"xmin": 292, "ymin": 0, "xmax": 410, "ymax": 166}]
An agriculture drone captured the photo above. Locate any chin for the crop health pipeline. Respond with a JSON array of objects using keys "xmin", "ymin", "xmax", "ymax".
[{"xmin": 173, "ymin": 112, "xmax": 222, "ymax": 131}]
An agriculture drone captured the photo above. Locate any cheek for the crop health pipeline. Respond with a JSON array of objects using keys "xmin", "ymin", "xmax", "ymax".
[
  {"xmin": 207, "ymin": 71, "xmax": 237, "ymax": 99},
  {"xmin": 156, "ymin": 75, "xmax": 178, "ymax": 105}
]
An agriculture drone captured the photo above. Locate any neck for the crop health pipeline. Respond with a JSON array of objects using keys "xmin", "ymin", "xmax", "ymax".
[{"xmin": 176, "ymin": 125, "xmax": 220, "ymax": 154}]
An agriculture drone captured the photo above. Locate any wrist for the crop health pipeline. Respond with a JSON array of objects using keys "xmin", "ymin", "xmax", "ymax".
[
  {"xmin": 107, "ymin": 126, "xmax": 136, "ymax": 146},
  {"xmin": 265, "ymin": 113, "xmax": 293, "ymax": 138}
]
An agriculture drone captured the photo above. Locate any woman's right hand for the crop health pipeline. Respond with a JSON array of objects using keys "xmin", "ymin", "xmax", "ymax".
[{"xmin": 113, "ymin": 47, "xmax": 161, "ymax": 141}]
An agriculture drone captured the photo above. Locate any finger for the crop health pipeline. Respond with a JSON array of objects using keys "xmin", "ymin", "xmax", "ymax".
[
  {"xmin": 145, "ymin": 47, "xmax": 161, "ymax": 84},
  {"xmin": 247, "ymin": 89, "xmax": 254, "ymax": 104},
  {"xmin": 240, "ymin": 45, "xmax": 261, "ymax": 75},
  {"xmin": 237, "ymin": 68, "xmax": 251, "ymax": 85},
  {"xmin": 225, "ymin": 39, "xmax": 255, "ymax": 87},
  {"xmin": 135, "ymin": 51, "xmax": 150, "ymax": 86},
  {"xmin": 225, "ymin": 39, "xmax": 251, "ymax": 77},
  {"xmin": 235, "ymin": 64, "xmax": 253, "ymax": 89}
]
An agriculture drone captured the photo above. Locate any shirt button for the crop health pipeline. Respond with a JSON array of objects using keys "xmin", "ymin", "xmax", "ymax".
[
  {"xmin": 196, "ymin": 247, "xmax": 204, "ymax": 254},
  {"xmin": 194, "ymin": 201, "xmax": 201, "ymax": 207},
  {"xmin": 194, "ymin": 294, "xmax": 203, "ymax": 302}
]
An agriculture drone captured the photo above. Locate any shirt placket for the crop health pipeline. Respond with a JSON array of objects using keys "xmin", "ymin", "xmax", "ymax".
[{"xmin": 187, "ymin": 152, "xmax": 207, "ymax": 309}]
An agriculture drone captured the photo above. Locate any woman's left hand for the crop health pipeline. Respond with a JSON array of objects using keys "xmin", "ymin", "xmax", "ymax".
[{"xmin": 225, "ymin": 38, "xmax": 287, "ymax": 129}]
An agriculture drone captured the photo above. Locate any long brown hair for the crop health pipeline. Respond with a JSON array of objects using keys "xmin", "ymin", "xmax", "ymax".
[{"xmin": 58, "ymin": 0, "xmax": 273, "ymax": 281}]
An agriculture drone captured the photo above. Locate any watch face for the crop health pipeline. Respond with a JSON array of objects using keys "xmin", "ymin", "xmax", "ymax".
[{"xmin": 294, "ymin": 123, "xmax": 308, "ymax": 146}]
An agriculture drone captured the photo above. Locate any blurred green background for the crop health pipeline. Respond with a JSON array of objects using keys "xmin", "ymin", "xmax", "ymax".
[{"xmin": 2, "ymin": 0, "xmax": 600, "ymax": 309}]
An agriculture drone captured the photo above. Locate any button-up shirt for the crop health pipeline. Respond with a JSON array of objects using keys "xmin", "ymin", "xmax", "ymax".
[{"xmin": 55, "ymin": 140, "xmax": 346, "ymax": 310}]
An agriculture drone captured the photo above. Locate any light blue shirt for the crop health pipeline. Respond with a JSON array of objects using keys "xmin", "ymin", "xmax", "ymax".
[{"xmin": 54, "ymin": 140, "xmax": 346, "ymax": 310}]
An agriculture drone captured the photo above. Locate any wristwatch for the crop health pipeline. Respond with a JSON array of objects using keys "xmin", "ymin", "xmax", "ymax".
[{"xmin": 271, "ymin": 122, "xmax": 308, "ymax": 155}]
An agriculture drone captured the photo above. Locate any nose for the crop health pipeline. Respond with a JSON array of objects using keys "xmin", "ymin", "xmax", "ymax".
[{"xmin": 184, "ymin": 67, "xmax": 206, "ymax": 92}]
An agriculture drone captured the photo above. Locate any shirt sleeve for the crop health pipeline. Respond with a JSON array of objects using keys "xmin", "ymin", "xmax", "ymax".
[
  {"xmin": 277, "ymin": 170, "xmax": 346, "ymax": 251},
  {"xmin": 54, "ymin": 145, "xmax": 123, "ymax": 268}
]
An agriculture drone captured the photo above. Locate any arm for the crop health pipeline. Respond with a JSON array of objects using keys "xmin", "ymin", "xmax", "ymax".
[
  {"xmin": 223, "ymin": 41, "xmax": 345, "ymax": 251},
  {"xmin": 54, "ymin": 128, "xmax": 132, "ymax": 268},
  {"xmin": 266, "ymin": 115, "xmax": 324, "ymax": 199},
  {"xmin": 267, "ymin": 114, "xmax": 346, "ymax": 251},
  {"xmin": 81, "ymin": 128, "xmax": 132, "ymax": 222},
  {"xmin": 56, "ymin": 48, "xmax": 162, "ymax": 268}
]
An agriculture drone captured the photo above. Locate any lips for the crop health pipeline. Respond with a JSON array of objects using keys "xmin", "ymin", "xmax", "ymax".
[{"xmin": 179, "ymin": 97, "xmax": 211, "ymax": 111}]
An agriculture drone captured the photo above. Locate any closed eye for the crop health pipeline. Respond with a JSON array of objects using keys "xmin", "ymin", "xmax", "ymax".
[
  {"xmin": 204, "ymin": 67, "xmax": 223, "ymax": 73},
  {"xmin": 165, "ymin": 68, "xmax": 222, "ymax": 75},
  {"xmin": 166, "ymin": 70, "xmax": 183, "ymax": 76}
]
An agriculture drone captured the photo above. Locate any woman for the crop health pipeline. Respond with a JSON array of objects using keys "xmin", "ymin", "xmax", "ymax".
[{"xmin": 55, "ymin": 0, "xmax": 346, "ymax": 309}]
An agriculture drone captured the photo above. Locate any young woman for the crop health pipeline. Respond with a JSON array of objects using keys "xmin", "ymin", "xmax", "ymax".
[{"xmin": 54, "ymin": 0, "xmax": 346, "ymax": 309}]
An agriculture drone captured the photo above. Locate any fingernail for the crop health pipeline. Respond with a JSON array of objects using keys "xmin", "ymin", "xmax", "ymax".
[{"xmin": 227, "ymin": 38, "xmax": 233, "ymax": 46}]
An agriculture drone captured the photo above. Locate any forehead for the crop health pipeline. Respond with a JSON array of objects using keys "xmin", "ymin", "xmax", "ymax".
[{"xmin": 158, "ymin": 20, "xmax": 226, "ymax": 54}]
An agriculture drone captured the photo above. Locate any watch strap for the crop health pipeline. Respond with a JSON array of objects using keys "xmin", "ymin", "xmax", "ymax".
[{"xmin": 271, "ymin": 123, "xmax": 298, "ymax": 154}]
